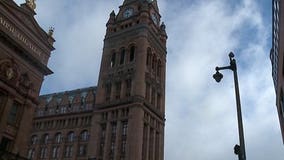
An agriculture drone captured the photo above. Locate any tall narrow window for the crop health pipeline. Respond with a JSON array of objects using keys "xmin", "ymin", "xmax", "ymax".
[
  {"xmin": 152, "ymin": 55, "xmax": 156, "ymax": 71},
  {"xmin": 105, "ymin": 83, "xmax": 112, "ymax": 101},
  {"xmin": 122, "ymin": 121, "xmax": 128, "ymax": 137},
  {"xmin": 64, "ymin": 145, "xmax": 73, "ymax": 158},
  {"xmin": 55, "ymin": 133, "xmax": 62, "ymax": 143},
  {"xmin": 52, "ymin": 146, "xmax": 60, "ymax": 158},
  {"xmin": 280, "ymin": 90, "xmax": 284, "ymax": 119},
  {"xmin": 42, "ymin": 134, "xmax": 49, "ymax": 144},
  {"xmin": 111, "ymin": 122, "xmax": 117, "ymax": 138},
  {"xmin": 145, "ymin": 83, "xmax": 150, "ymax": 101},
  {"xmin": 78, "ymin": 145, "xmax": 87, "ymax": 156},
  {"xmin": 27, "ymin": 148, "xmax": 35, "ymax": 159},
  {"xmin": 157, "ymin": 93, "xmax": 161, "ymax": 110},
  {"xmin": 125, "ymin": 79, "xmax": 132, "ymax": 97},
  {"xmin": 40, "ymin": 147, "xmax": 48, "ymax": 159},
  {"xmin": 7, "ymin": 101, "xmax": 20, "ymax": 125},
  {"xmin": 151, "ymin": 88, "xmax": 156, "ymax": 105},
  {"xmin": 155, "ymin": 132, "xmax": 160, "ymax": 160},
  {"xmin": 115, "ymin": 81, "xmax": 121, "ymax": 99},
  {"xmin": 121, "ymin": 139, "xmax": 126, "ymax": 155},
  {"xmin": 157, "ymin": 60, "xmax": 162, "ymax": 77},
  {"xmin": 130, "ymin": 46, "xmax": 135, "ymax": 62},
  {"xmin": 120, "ymin": 48, "xmax": 125, "ymax": 65},
  {"xmin": 111, "ymin": 52, "xmax": 116, "ymax": 67},
  {"xmin": 146, "ymin": 48, "xmax": 152, "ymax": 67}
]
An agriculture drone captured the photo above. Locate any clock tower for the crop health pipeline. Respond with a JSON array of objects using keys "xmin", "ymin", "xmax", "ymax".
[{"xmin": 94, "ymin": 0, "xmax": 167, "ymax": 159}]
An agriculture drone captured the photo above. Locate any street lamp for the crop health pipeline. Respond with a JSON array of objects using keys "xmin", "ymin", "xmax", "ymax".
[{"xmin": 213, "ymin": 52, "xmax": 246, "ymax": 160}]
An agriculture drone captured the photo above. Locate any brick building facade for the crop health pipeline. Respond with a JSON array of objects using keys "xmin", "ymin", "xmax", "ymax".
[
  {"xmin": 1, "ymin": 0, "xmax": 167, "ymax": 159},
  {"xmin": 0, "ymin": 0, "xmax": 55, "ymax": 158},
  {"xmin": 271, "ymin": 0, "xmax": 284, "ymax": 143}
]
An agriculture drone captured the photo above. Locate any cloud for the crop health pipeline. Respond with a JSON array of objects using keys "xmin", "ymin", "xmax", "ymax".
[
  {"xmin": 13, "ymin": 0, "xmax": 284, "ymax": 159},
  {"xmin": 163, "ymin": 0, "xmax": 284, "ymax": 159}
]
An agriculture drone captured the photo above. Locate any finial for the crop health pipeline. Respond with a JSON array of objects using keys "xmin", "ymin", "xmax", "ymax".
[
  {"xmin": 25, "ymin": 0, "xmax": 36, "ymax": 10},
  {"xmin": 110, "ymin": 10, "xmax": 115, "ymax": 16},
  {"xmin": 48, "ymin": 27, "xmax": 54, "ymax": 37},
  {"xmin": 160, "ymin": 22, "xmax": 166, "ymax": 30}
]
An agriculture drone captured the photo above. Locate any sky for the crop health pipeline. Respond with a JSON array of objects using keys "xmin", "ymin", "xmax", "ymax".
[{"xmin": 14, "ymin": 0, "xmax": 284, "ymax": 159}]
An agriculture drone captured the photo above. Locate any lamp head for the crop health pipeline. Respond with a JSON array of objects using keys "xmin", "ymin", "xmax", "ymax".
[{"xmin": 213, "ymin": 71, "xmax": 223, "ymax": 82}]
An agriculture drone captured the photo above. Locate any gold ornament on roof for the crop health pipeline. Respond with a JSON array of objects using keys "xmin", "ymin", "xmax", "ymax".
[{"xmin": 26, "ymin": 0, "xmax": 36, "ymax": 10}]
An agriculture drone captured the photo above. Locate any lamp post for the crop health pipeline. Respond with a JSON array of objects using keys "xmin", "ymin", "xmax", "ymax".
[{"xmin": 213, "ymin": 52, "xmax": 246, "ymax": 160}]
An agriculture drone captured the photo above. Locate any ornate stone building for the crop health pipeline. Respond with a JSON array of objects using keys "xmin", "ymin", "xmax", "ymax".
[
  {"xmin": 0, "ymin": 0, "xmax": 55, "ymax": 159},
  {"xmin": 29, "ymin": 87, "xmax": 96, "ymax": 159},
  {"xmin": 1, "ymin": 0, "xmax": 167, "ymax": 159},
  {"xmin": 94, "ymin": 0, "xmax": 167, "ymax": 159},
  {"xmin": 271, "ymin": 0, "xmax": 284, "ymax": 143}
]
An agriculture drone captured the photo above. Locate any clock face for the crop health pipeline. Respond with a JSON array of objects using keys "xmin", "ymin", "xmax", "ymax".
[
  {"xmin": 151, "ymin": 13, "xmax": 159, "ymax": 25},
  {"xmin": 123, "ymin": 8, "xmax": 134, "ymax": 18}
]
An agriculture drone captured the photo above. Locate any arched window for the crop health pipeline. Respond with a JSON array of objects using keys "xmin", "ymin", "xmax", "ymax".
[
  {"xmin": 120, "ymin": 48, "xmax": 125, "ymax": 65},
  {"xmin": 31, "ymin": 135, "xmax": 37, "ymax": 144},
  {"xmin": 67, "ymin": 131, "xmax": 75, "ymax": 142},
  {"xmin": 130, "ymin": 46, "xmax": 135, "ymax": 62},
  {"xmin": 80, "ymin": 130, "xmax": 89, "ymax": 141},
  {"xmin": 42, "ymin": 134, "xmax": 49, "ymax": 144},
  {"xmin": 111, "ymin": 52, "xmax": 116, "ymax": 67},
  {"xmin": 55, "ymin": 133, "xmax": 62, "ymax": 143},
  {"xmin": 146, "ymin": 48, "xmax": 152, "ymax": 67}
]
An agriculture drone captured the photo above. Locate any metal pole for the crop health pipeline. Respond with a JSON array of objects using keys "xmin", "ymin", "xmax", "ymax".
[{"xmin": 231, "ymin": 58, "xmax": 246, "ymax": 160}]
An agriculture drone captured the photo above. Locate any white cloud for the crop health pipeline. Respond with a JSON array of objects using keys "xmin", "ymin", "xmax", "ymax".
[{"xmin": 13, "ymin": 0, "xmax": 284, "ymax": 159}]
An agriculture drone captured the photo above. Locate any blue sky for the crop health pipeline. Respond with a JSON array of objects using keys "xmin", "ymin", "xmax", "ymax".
[{"xmin": 14, "ymin": 0, "xmax": 284, "ymax": 159}]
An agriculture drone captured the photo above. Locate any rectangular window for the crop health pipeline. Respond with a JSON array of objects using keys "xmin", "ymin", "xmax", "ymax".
[
  {"xmin": 146, "ymin": 83, "xmax": 150, "ymax": 101},
  {"xmin": 155, "ymin": 132, "xmax": 160, "ymax": 160},
  {"xmin": 121, "ymin": 139, "xmax": 126, "ymax": 154},
  {"xmin": 115, "ymin": 81, "xmax": 121, "ymax": 99},
  {"xmin": 151, "ymin": 88, "xmax": 156, "ymax": 105},
  {"xmin": 7, "ymin": 101, "xmax": 20, "ymax": 125},
  {"xmin": 120, "ymin": 49, "xmax": 125, "ymax": 65},
  {"xmin": 105, "ymin": 83, "xmax": 112, "ymax": 101},
  {"xmin": 111, "ymin": 52, "xmax": 116, "ymax": 68},
  {"xmin": 52, "ymin": 146, "xmax": 60, "ymax": 158},
  {"xmin": 125, "ymin": 79, "xmax": 132, "ymax": 97},
  {"xmin": 78, "ymin": 145, "xmax": 87, "ymax": 156},
  {"xmin": 111, "ymin": 122, "xmax": 117, "ymax": 138},
  {"xmin": 122, "ymin": 121, "xmax": 128, "ymax": 136},
  {"xmin": 157, "ymin": 93, "xmax": 161, "ymax": 110}
]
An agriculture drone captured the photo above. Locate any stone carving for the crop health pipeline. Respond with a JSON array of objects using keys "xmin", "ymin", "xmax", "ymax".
[
  {"xmin": 0, "ymin": 59, "xmax": 19, "ymax": 82},
  {"xmin": 26, "ymin": 0, "xmax": 36, "ymax": 10}
]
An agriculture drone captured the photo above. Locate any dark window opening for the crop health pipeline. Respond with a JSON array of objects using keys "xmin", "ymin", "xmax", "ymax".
[
  {"xmin": 105, "ymin": 83, "xmax": 112, "ymax": 101},
  {"xmin": 157, "ymin": 60, "xmax": 162, "ymax": 77},
  {"xmin": 7, "ymin": 101, "xmax": 20, "ymax": 125},
  {"xmin": 115, "ymin": 81, "xmax": 121, "ymax": 99},
  {"xmin": 130, "ymin": 46, "xmax": 135, "ymax": 62},
  {"xmin": 0, "ymin": 137, "xmax": 13, "ymax": 151},
  {"xmin": 125, "ymin": 79, "xmax": 132, "ymax": 97},
  {"xmin": 120, "ymin": 48, "xmax": 125, "ymax": 65},
  {"xmin": 111, "ymin": 52, "xmax": 116, "ymax": 68}
]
